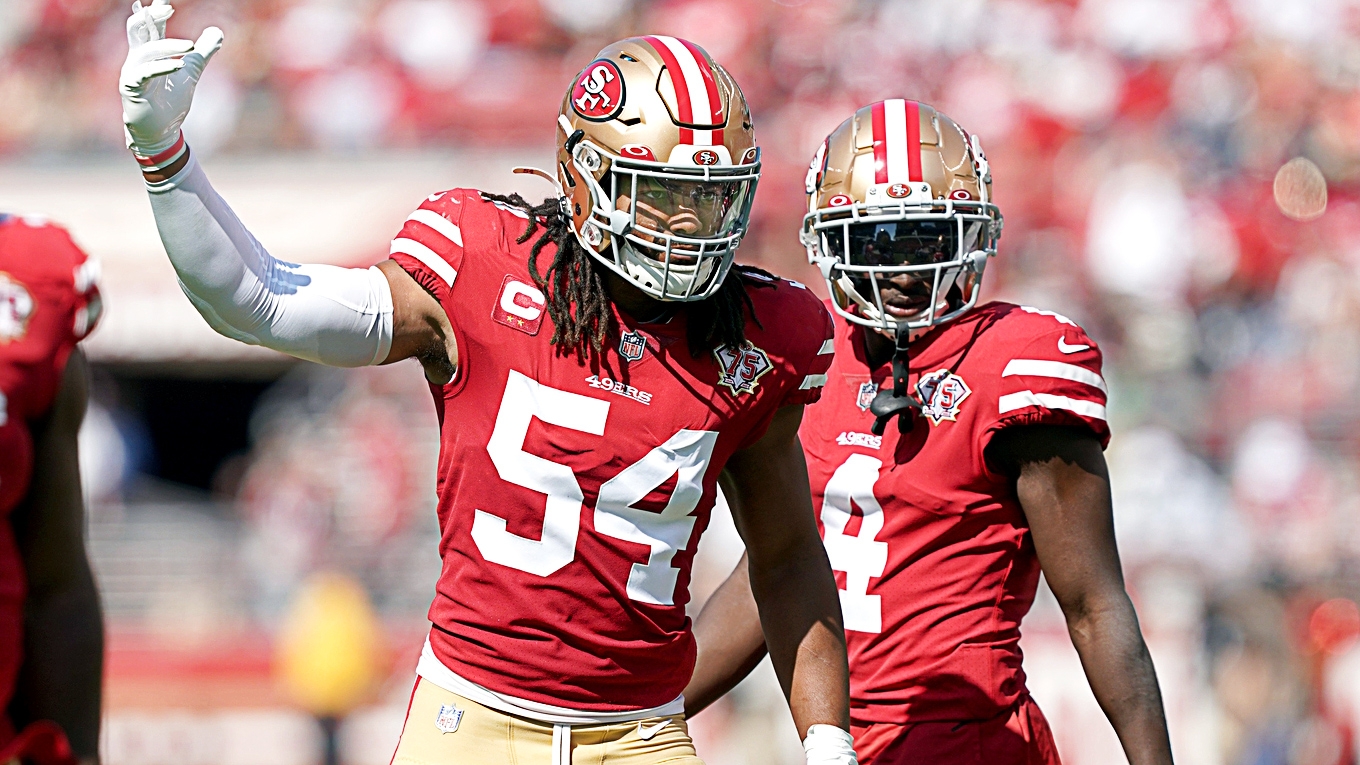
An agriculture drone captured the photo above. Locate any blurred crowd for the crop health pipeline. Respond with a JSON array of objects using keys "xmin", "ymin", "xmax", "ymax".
[{"xmin": 16, "ymin": 0, "xmax": 1360, "ymax": 762}]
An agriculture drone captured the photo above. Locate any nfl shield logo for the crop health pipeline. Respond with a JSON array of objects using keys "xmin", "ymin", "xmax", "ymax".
[
  {"xmin": 916, "ymin": 369, "xmax": 972, "ymax": 426},
  {"xmin": 856, "ymin": 381, "xmax": 878, "ymax": 412},
  {"xmin": 435, "ymin": 703, "xmax": 463, "ymax": 734},
  {"xmin": 619, "ymin": 330, "xmax": 647, "ymax": 362}
]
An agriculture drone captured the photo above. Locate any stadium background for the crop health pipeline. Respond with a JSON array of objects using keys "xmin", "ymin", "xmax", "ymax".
[{"xmin": 3, "ymin": 0, "xmax": 1360, "ymax": 762}]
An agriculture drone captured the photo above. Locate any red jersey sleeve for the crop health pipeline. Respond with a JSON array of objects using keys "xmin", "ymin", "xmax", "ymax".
[
  {"xmin": 778, "ymin": 290, "xmax": 836, "ymax": 407},
  {"xmin": 388, "ymin": 190, "xmax": 467, "ymax": 304},
  {"xmin": 986, "ymin": 312, "xmax": 1110, "ymax": 448},
  {"xmin": 64, "ymin": 227, "xmax": 102, "ymax": 341}
]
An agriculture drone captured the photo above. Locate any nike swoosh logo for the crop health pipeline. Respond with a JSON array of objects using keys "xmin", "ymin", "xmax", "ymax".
[
  {"xmin": 1057, "ymin": 337, "xmax": 1090, "ymax": 354},
  {"xmin": 638, "ymin": 720, "xmax": 670, "ymax": 740}
]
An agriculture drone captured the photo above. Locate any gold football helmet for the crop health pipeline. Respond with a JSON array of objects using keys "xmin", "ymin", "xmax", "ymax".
[
  {"xmin": 803, "ymin": 100, "xmax": 1003, "ymax": 331},
  {"xmin": 555, "ymin": 36, "xmax": 760, "ymax": 302}
]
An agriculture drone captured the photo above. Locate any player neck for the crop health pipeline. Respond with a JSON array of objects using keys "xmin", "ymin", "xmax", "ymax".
[
  {"xmin": 862, "ymin": 323, "xmax": 932, "ymax": 368},
  {"xmin": 604, "ymin": 271, "xmax": 677, "ymax": 325}
]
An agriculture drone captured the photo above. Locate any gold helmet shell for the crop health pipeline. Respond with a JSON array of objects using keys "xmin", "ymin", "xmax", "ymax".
[
  {"xmin": 555, "ymin": 37, "xmax": 761, "ymax": 302},
  {"xmin": 803, "ymin": 100, "xmax": 1003, "ymax": 330}
]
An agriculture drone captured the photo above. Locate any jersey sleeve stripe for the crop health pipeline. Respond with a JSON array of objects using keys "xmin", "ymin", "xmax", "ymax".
[
  {"xmin": 408, "ymin": 209, "xmax": 464, "ymax": 247},
  {"xmin": 799, "ymin": 373, "xmax": 829, "ymax": 390},
  {"xmin": 818, "ymin": 337, "xmax": 835, "ymax": 355},
  {"xmin": 390, "ymin": 237, "xmax": 458, "ymax": 287},
  {"xmin": 1001, "ymin": 359, "xmax": 1107, "ymax": 394},
  {"xmin": 999, "ymin": 391, "xmax": 1106, "ymax": 420}
]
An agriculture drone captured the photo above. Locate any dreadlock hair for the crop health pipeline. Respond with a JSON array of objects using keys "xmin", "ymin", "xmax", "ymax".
[{"xmin": 481, "ymin": 192, "xmax": 769, "ymax": 360}]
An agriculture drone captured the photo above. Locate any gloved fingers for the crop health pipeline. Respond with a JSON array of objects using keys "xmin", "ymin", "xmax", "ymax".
[
  {"xmin": 125, "ymin": 0, "xmax": 175, "ymax": 47},
  {"xmin": 181, "ymin": 26, "xmax": 224, "ymax": 74},
  {"xmin": 122, "ymin": 37, "xmax": 194, "ymax": 74},
  {"xmin": 119, "ymin": 57, "xmax": 185, "ymax": 93},
  {"xmin": 134, "ymin": 37, "xmax": 195, "ymax": 61}
]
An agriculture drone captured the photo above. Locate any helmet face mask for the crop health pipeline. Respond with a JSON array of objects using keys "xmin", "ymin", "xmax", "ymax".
[
  {"xmin": 803, "ymin": 100, "xmax": 1003, "ymax": 332},
  {"xmin": 568, "ymin": 134, "xmax": 759, "ymax": 301},
  {"xmin": 555, "ymin": 38, "xmax": 761, "ymax": 303},
  {"xmin": 808, "ymin": 198, "xmax": 999, "ymax": 331}
]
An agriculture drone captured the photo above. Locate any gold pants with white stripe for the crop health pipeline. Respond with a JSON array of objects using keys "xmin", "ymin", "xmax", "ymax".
[{"xmin": 391, "ymin": 678, "xmax": 705, "ymax": 765}]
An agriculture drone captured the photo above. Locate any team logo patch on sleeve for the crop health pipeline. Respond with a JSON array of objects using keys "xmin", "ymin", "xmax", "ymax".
[
  {"xmin": 714, "ymin": 342, "xmax": 773, "ymax": 395},
  {"xmin": 619, "ymin": 330, "xmax": 647, "ymax": 361},
  {"xmin": 434, "ymin": 703, "xmax": 464, "ymax": 734},
  {"xmin": 856, "ymin": 381, "xmax": 878, "ymax": 412},
  {"xmin": 916, "ymin": 369, "xmax": 971, "ymax": 425},
  {"xmin": 0, "ymin": 273, "xmax": 34, "ymax": 343},
  {"xmin": 492, "ymin": 275, "xmax": 547, "ymax": 336}
]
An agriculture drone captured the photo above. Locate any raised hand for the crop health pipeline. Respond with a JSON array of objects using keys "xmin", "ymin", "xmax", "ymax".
[{"xmin": 119, "ymin": 0, "xmax": 223, "ymax": 160}]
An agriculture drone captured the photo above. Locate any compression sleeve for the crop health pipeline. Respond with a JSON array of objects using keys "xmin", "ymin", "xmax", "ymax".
[{"xmin": 145, "ymin": 156, "xmax": 394, "ymax": 367}]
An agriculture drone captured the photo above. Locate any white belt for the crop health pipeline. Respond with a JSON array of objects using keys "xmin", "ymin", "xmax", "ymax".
[{"xmin": 416, "ymin": 637, "xmax": 684, "ymax": 765}]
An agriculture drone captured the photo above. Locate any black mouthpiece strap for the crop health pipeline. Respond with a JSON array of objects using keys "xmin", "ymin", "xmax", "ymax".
[{"xmin": 869, "ymin": 323, "xmax": 922, "ymax": 436}]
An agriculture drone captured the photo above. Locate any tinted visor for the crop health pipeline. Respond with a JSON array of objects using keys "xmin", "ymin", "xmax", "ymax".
[
  {"xmin": 625, "ymin": 175, "xmax": 754, "ymax": 239},
  {"xmin": 824, "ymin": 220, "xmax": 975, "ymax": 268}
]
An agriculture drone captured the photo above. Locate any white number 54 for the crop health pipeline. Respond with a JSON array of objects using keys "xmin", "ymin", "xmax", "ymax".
[{"xmin": 472, "ymin": 371, "xmax": 717, "ymax": 606}]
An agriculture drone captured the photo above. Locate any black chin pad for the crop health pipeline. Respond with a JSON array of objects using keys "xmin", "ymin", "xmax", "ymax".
[
  {"xmin": 869, "ymin": 322, "xmax": 922, "ymax": 436},
  {"xmin": 869, "ymin": 390, "xmax": 920, "ymax": 436}
]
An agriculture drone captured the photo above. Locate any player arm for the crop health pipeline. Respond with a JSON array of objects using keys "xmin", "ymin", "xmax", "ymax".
[
  {"xmin": 7, "ymin": 350, "xmax": 102, "ymax": 763},
  {"xmin": 721, "ymin": 404, "xmax": 856, "ymax": 764},
  {"xmin": 120, "ymin": 1, "xmax": 455, "ymax": 381},
  {"xmin": 987, "ymin": 425, "xmax": 1173, "ymax": 765},
  {"xmin": 141, "ymin": 154, "xmax": 454, "ymax": 380},
  {"xmin": 685, "ymin": 549, "xmax": 766, "ymax": 716}
]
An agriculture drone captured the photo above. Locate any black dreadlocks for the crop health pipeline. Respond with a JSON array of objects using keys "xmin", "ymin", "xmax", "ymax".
[{"xmin": 481, "ymin": 192, "xmax": 765, "ymax": 359}]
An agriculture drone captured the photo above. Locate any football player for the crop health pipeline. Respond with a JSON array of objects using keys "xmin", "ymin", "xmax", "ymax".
[
  {"xmin": 119, "ymin": 2, "xmax": 856, "ymax": 763},
  {"xmin": 683, "ymin": 101, "xmax": 1175, "ymax": 765},
  {"xmin": 0, "ymin": 214, "xmax": 105, "ymax": 765}
]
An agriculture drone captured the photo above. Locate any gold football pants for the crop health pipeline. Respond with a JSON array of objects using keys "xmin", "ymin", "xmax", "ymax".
[{"xmin": 390, "ymin": 678, "xmax": 704, "ymax": 765}]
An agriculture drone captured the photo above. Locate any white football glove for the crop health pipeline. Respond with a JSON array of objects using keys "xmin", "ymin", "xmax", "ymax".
[
  {"xmin": 803, "ymin": 725, "xmax": 858, "ymax": 765},
  {"xmin": 119, "ymin": 0, "xmax": 223, "ymax": 160}
]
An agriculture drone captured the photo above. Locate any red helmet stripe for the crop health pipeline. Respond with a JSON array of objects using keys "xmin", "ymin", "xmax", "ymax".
[
  {"xmin": 645, "ymin": 36, "xmax": 724, "ymax": 147},
  {"xmin": 871, "ymin": 101, "xmax": 888, "ymax": 184},
  {"xmin": 904, "ymin": 100, "xmax": 923, "ymax": 182},
  {"xmin": 678, "ymin": 37, "xmax": 724, "ymax": 146},
  {"xmin": 880, "ymin": 99, "xmax": 923, "ymax": 184},
  {"xmin": 643, "ymin": 36, "xmax": 694, "ymax": 144}
]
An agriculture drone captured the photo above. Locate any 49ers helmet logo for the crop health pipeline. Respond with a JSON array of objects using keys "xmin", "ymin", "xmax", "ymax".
[
  {"xmin": 571, "ymin": 59, "xmax": 625, "ymax": 122},
  {"xmin": 694, "ymin": 149, "xmax": 720, "ymax": 166},
  {"xmin": 0, "ymin": 273, "xmax": 34, "ymax": 344},
  {"xmin": 714, "ymin": 342, "xmax": 773, "ymax": 395},
  {"xmin": 887, "ymin": 183, "xmax": 911, "ymax": 199}
]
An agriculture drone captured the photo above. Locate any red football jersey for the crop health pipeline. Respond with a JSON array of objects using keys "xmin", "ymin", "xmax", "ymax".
[
  {"xmin": 389, "ymin": 190, "xmax": 835, "ymax": 711},
  {"xmin": 0, "ymin": 214, "xmax": 101, "ymax": 742},
  {"xmin": 802, "ymin": 302, "xmax": 1109, "ymax": 724}
]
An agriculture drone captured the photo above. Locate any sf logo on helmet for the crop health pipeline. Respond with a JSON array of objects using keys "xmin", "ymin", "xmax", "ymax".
[
  {"xmin": 571, "ymin": 59, "xmax": 625, "ymax": 121},
  {"xmin": 887, "ymin": 183, "xmax": 911, "ymax": 199},
  {"xmin": 694, "ymin": 149, "xmax": 720, "ymax": 166}
]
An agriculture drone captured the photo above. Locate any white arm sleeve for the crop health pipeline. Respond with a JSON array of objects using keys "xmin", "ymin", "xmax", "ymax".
[{"xmin": 146, "ymin": 157, "xmax": 394, "ymax": 367}]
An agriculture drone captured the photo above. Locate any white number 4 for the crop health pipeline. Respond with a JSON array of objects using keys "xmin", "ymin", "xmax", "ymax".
[
  {"xmin": 472, "ymin": 371, "xmax": 716, "ymax": 606},
  {"xmin": 820, "ymin": 453, "xmax": 888, "ymax": 633}
]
